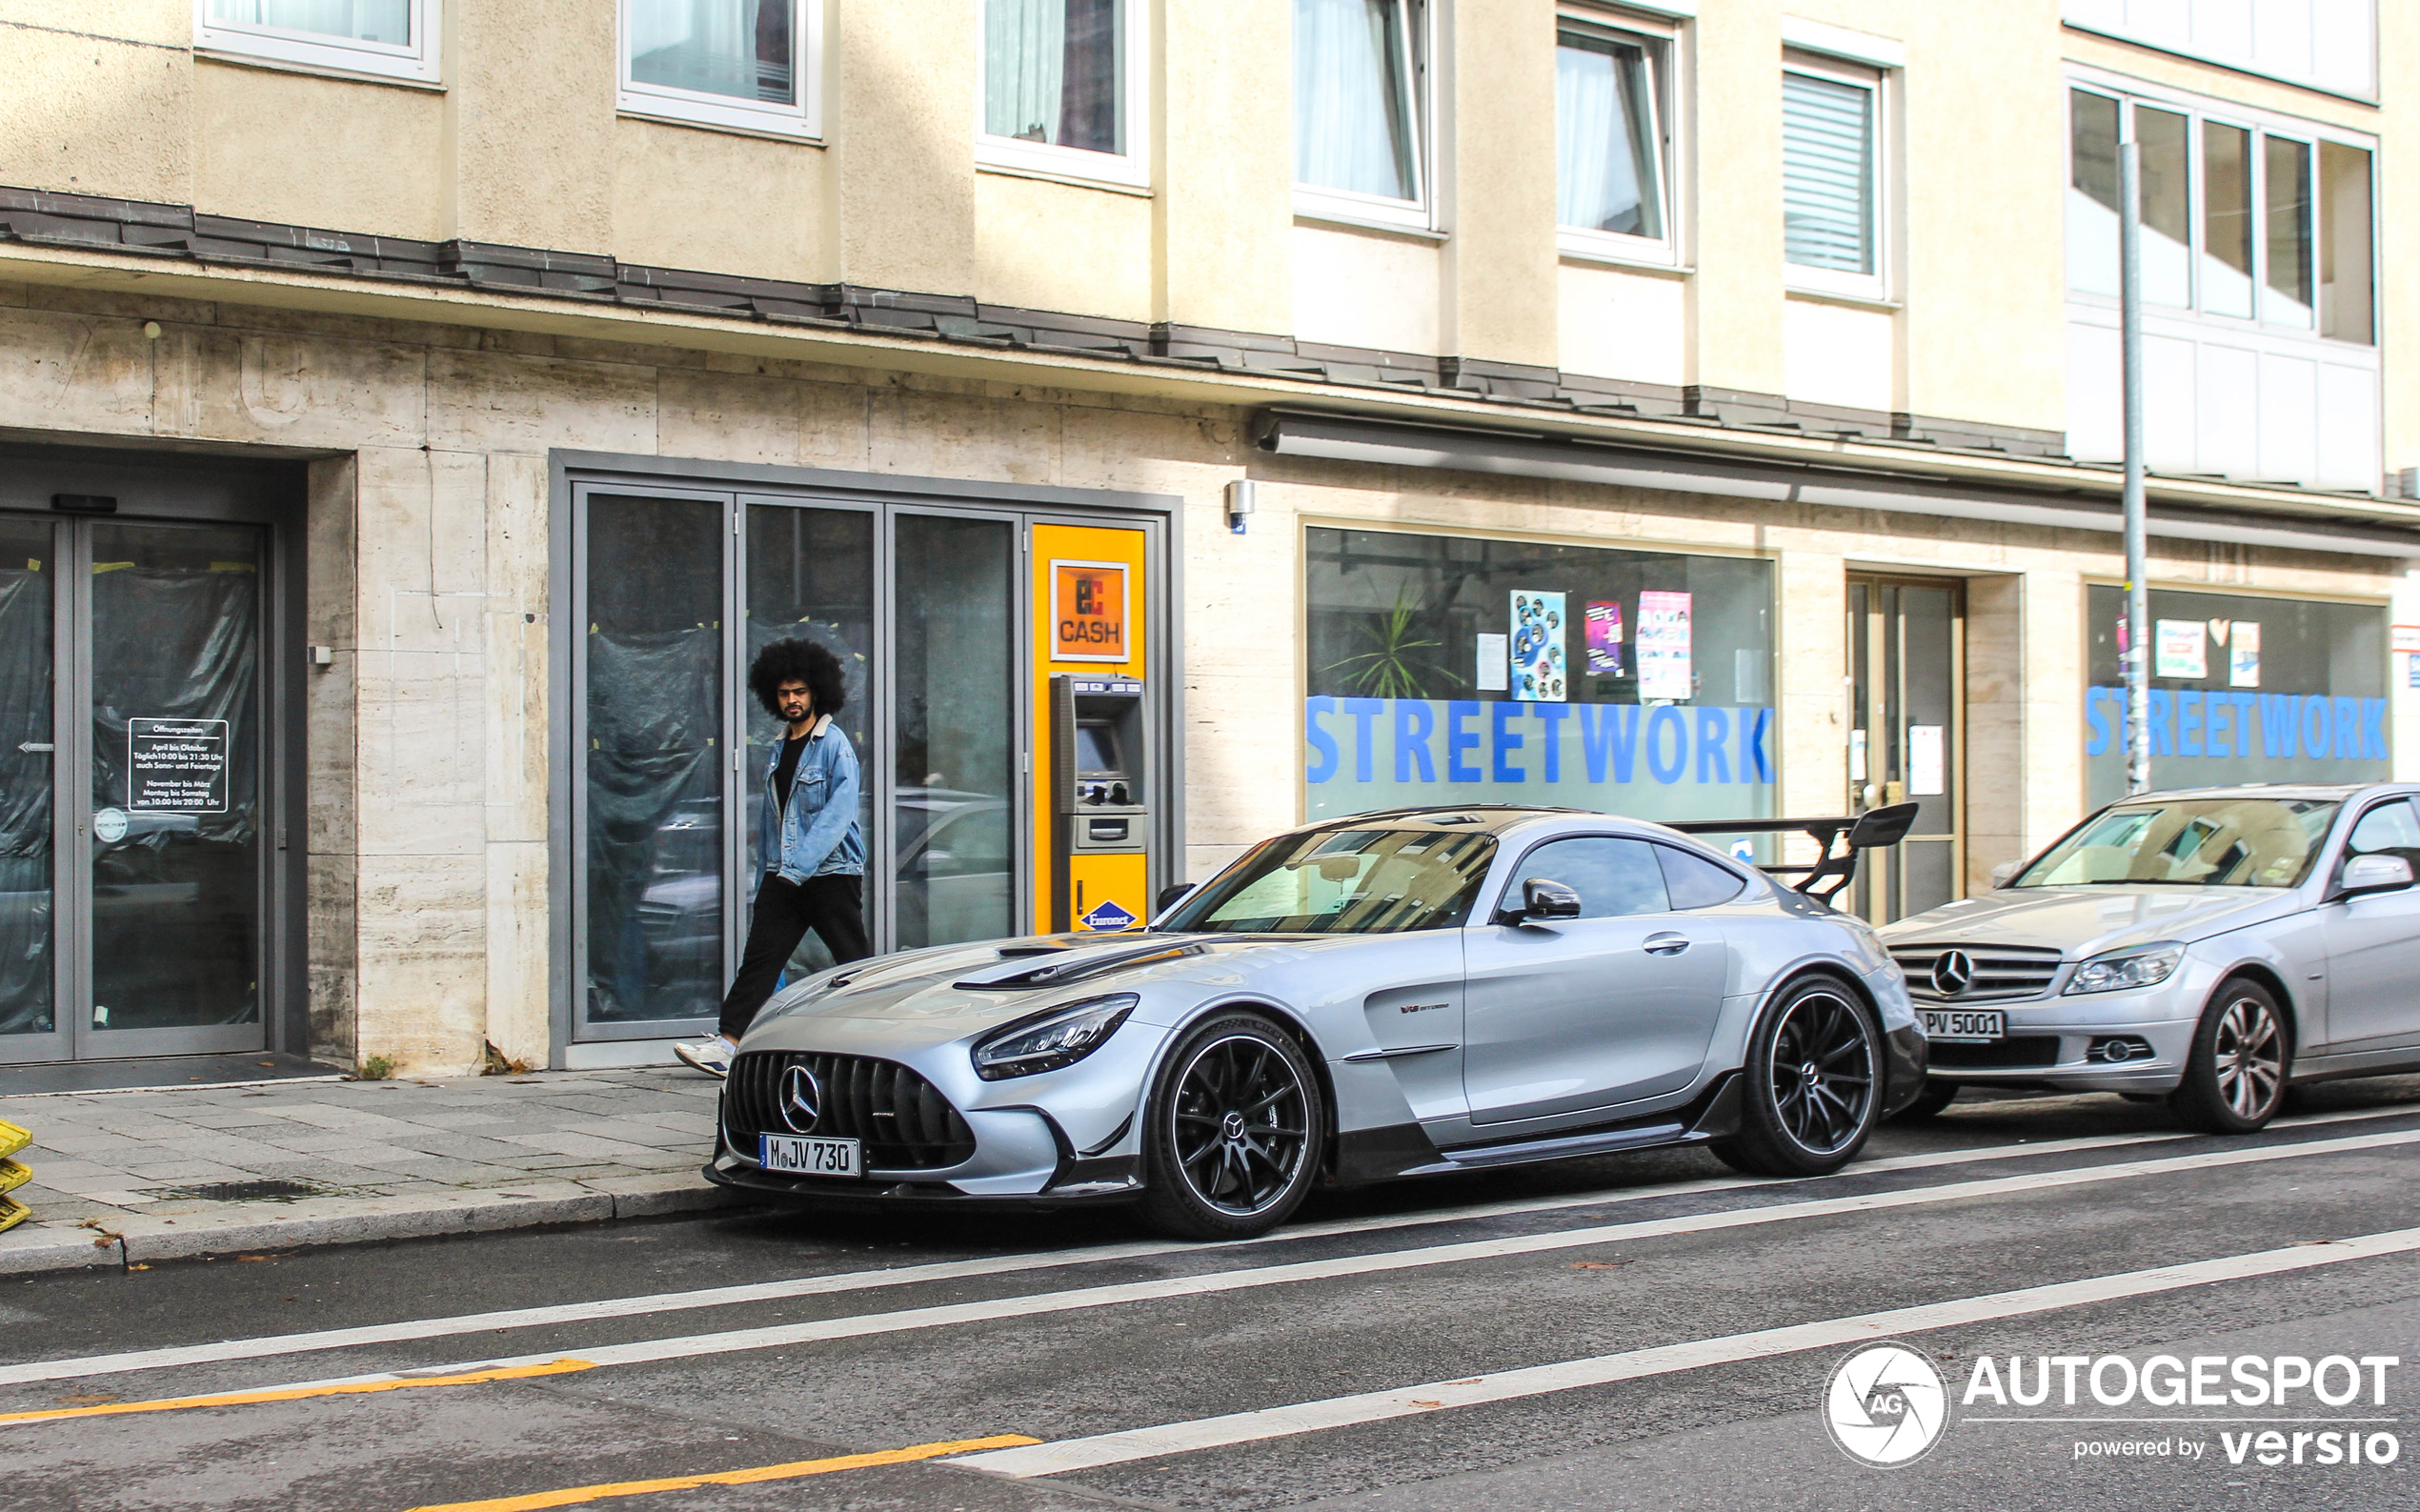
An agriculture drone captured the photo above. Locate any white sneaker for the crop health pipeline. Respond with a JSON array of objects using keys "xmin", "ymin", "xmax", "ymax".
[{"xmin": 674, "ymin": 1037, "xmax": 735, "ymax": 1079}]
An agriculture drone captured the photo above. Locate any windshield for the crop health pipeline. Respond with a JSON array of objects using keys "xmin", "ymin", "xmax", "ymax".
[
  {"xmin": 1160, "ymin": 828, "xmax": 1499, "ymax": 934},
  {"xmin": 2015, "ymin": 796, "xmax": 2340, "ymax": 889}
]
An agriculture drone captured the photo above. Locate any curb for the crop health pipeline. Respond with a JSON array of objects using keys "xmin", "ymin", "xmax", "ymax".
[{"xmin": 0, "ymin": 1172, "xmax": 741, "ymax": 1276}]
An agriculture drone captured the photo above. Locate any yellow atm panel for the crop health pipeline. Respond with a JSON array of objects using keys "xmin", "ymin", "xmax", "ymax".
[{"xmin": 1030, "ymin": 524, "xmax": 1151, "ymax": 934}]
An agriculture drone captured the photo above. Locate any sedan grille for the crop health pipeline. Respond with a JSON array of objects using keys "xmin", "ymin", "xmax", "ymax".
[
  {"xmin": 1892, "ymin": 943, "xmax": 2065, "ymax": 1002},
  {"xmin": 724, "ymin": 1052, "xmax": 977, "ymax": 1171}
]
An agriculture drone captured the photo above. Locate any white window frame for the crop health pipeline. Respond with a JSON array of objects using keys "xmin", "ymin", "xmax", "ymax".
[
  {"xmin": 1554, "ymin": 6, "xmax": 1684, "ymax": 270},
  {"xmin": 1292, "ymin": 0, "xmax": 1436, "ymax": 233},
  {"xmin": 2064, "ymin": 67, "xmax": 2377, "ymax": 348},
  {"xmin": 975, "ymin": 0, "xmax": 1150, "ymax": 191},
  {"xmin": 617, "ymin": 0, "xmax": 823, "ymax": 140},
  {"xmin": 195, "ymin": 0, "xmax": 440, "ymax": 85},
  {"xmin": 1781, "ymin": 49, "xmax": 1890, "ymax": 302}
]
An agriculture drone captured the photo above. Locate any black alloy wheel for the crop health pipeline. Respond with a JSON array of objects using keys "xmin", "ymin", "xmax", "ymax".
[
  {"xmin": 2168, "ymin": 979, "xmax": 2289, "ymax": 1134},
  {"xmin": 1712, "ymin": 977, "xmax": 1884, "ymax": 1178},
  {"xmin": 1138, "ymin": 1012, "xmax": 1323, "ymax": 1240}
]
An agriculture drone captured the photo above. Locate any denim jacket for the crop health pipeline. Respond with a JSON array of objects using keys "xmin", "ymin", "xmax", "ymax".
[{"xmin": 761, "ymin": 715, "xmax": 865, "ymax": 883}]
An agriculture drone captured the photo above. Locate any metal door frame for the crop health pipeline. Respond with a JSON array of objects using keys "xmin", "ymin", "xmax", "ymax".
[
  {"xmin": 0, "ymin": 447, "xmax": 303, "ymax": 1066},
  {"xmin": 1845, "ymin": 574, "xmax": 1966, "ymax": 923}
]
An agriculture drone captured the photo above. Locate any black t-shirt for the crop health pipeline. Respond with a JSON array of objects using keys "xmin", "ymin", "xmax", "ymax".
[{"xmin": 773, "ymin": 733, "xmax": 809, "ymax": 816}]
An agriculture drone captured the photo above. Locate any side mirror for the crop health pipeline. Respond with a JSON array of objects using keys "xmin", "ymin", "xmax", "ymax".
[
  {"xmin": 1156, "ymin": 882, "xmax": 1196, "ymax": 913},
  {"xmin": 1497, "ymin": 877, "xmax": 1582, "ymax": 925},
  {"xmin": 1989, "ymin": 859, "xmax": 2022, "ymax": 890},
  {"xmin": 2337, "ymin": 853, "xmax": 2414, "ymax": 898}
]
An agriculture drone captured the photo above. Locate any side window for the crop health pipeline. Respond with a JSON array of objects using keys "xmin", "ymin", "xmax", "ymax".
[
  {"xmin": 1657, "ymin": 845, "xmax": 1747, "ymax": 909},
  {"xmin": 1515, "ymin": 837, "xmax": 1669, "ymax": 919},
  {"xmin": 2344, "ymin": 799, "xmax": 2420, "ymax": 872}
]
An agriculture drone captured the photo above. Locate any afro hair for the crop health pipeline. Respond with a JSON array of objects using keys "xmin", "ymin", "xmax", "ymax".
[{"xmin": 749, "ymin": 637, "xmax": 848, "ymax": 722}]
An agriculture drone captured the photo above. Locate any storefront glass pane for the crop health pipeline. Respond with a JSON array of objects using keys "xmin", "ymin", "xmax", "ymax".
[
  {"xmin": 585, "ymin": 494, "xmax": 723, "ymax": 1023},
  {"xmin": 746, "ymin": 505, "xmax": 873, "ymax": 977},
  {"xmin": 895, "ymin": 515, "xmax": 1017, "ymax": 950},
  {"xmin": 0, "ymin": 521, "xmax": 52, "ymax": 1038},
  {"xmin": 2086, "ymin": 585, "xmax": 2387, "ymax": 806},
  {"xmin": 88, "ymin": 522, "xmax": 262, "ymax": 1035},
  {"xmin": 1305, "ymin": 528, "xmax": 1776, "ymax": 835}
]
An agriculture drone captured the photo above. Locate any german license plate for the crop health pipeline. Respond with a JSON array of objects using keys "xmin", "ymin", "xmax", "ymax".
[
  {"xmin": 1922, "ymin": 1009, "xmax": 2006, "ymax": 1042},
  {"xmin": 758, "ymin": 1133, "xmax": 860, "ymax": 1178}
]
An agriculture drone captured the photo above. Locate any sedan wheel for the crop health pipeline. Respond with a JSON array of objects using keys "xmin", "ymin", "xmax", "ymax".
[
  {"xmin": 2168, "ymin": 980, "xmax": 2289, "ymax": 1134},
  {"xmin": 1712, "ymin": 977, "xmax": 1884, "ymax": 1178},
  {"xmin": 1139, "ymin": 1012, "xmax": 1323, "ymax": 1240}
]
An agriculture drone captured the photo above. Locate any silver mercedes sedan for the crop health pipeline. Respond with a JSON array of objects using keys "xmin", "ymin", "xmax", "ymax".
[
  {"xmin": 706, "ymin": 805, "xmax": 1926, "ymax": 1239},
  {"xmin": 1879, "ymin": 784, "xmax": 2420, "ymax": 1133}
]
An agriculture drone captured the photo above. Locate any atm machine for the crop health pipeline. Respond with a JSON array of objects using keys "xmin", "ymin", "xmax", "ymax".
[{"xmin": 1049, "ymin": 674, "xmax": 1154, "ymax": 932}]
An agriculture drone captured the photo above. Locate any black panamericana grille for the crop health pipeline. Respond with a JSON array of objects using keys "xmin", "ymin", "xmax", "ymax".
[
  {"xmin": 1892, "ymin": 943, "xmax": 2066, "ymax": 1002},
  {"xmin": 724, "ymin": 1052, "xmax": 977, "ymax": 1171},
  {"xmin": 1926, "ymin": 1036, "xmax": 2064, "ymax": 1070}
]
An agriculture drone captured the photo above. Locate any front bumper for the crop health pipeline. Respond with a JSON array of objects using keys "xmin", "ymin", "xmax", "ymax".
[
  {"xmin": 1914, "ymin": 985, "xmax": 2198, "ymax": 1093},
  {"xmin": 1881, "ymin": 1022, "xmax": 1928, "ymax": 1116}
]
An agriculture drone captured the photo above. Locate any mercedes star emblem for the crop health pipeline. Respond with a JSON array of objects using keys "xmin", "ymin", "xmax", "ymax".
[
  {"xmin": 778, "ymin": 1063, "xmax": 822, "ymax": 1134},
  {"xmin": 1930, "ymin": 950, "xmax": 1975, "ymax": 998}
]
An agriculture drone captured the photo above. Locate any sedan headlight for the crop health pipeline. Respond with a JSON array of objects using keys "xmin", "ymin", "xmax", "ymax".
[
  {"xmin": 2064, "ymin": 943, "xmax": 2185, "ymax": 995},
  {"xmin": 972, "ymin": 993, "xmax": 1138, "ymax": 1080}
]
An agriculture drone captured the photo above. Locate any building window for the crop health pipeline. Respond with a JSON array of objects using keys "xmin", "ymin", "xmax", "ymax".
[
  {"xmin": 2066, "ymin": 87, "xmax": 2370, "ymax": 343},
  {"xmin": 196, "ymin": 0, "xmax": 439, "ymax": 83},
  {"xmin": 2061, "ymin": 1, "xmax": 2376, "ymax": 100},
  {"xmin": 1782, "ymin": 59, "xmax": 1884, "ymax": 295},
  {"xmin": 620, "ymin": 0, "xmax": 820, "ymax": 138},
  {"xmin": 1294, "ymin": 0, "xmax": 1428, "ymax": 227},
  {"xmin": 978, "ymin": 0, "xmax": 1144, "ymax": 187},
  {"xmin": 1555, "ymin": 20, "xmax": 1671, "ymax": 259}
]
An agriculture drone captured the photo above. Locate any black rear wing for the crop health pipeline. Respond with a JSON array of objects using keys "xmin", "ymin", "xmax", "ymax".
[{"xmin": 1665, "ymin": 802, "xmax": 1920, "ymax": 904}]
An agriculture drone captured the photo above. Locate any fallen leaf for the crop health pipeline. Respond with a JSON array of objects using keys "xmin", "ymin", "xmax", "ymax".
[
  {"xmin": 234, "ymin": 1255, "xmax": 272, "ymax": 1262},
  {"xmin": 126, "ymin": 1263, "xmax": 151, "ymax": 1271},
  {"xmin": 55, "ymin": 1394, "xmax": 119, "ymax": 1406},
  {"xmin": 1408, "ymin": 1399, "xmax": 1444, "ymax": 1409},
  {"xmin": 1566, "ymin": 1260, "xmax": 1629, "ymax": 1270}
]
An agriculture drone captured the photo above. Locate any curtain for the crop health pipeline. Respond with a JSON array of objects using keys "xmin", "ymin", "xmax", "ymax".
[
  {"xmin": 210, "ymin": 0, "xmax": 413, "ymax": 45},
  {"xmin": 1782, "ymin": 71, "xmax": 1873, "ymax": 273},
  {"xmin": 629, "ymin": 0, "xmax": 793, "ymax": 105},
  {"xmin": 1556, "ymin": 37, "xmax": 1660, "ymax": 238},
  {"xmin": 987, "ymin": 0, "xmax": 1067, "ymax": 142},
  {"xmin": 1295, "ymin": 0, "xmax": 1416, "ymax": 201}
]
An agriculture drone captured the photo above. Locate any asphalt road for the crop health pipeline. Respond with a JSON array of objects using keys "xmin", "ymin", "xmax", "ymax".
[{"xmin": 10, "ymin": 1079, "xmax": 2420, "ymax": 1512}]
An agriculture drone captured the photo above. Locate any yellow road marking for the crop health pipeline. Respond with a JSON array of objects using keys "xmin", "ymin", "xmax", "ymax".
[
  {"xmin": 397, "ymin": 1434, "xmax": 1043, "ymax": 1512},
  {"xmin": 0, "ymin": 1359, "xmax": 595, "ymax": 1423}
]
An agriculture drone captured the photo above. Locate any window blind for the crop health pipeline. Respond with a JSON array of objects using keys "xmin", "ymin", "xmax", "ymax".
[{"xmin": 1782, "ymin": 71, "xmax": 1874, "ymax": 274}]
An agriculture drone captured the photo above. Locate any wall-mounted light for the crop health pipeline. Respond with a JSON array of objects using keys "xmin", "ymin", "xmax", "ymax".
[{"xmin": 1223, "ymin": 478, "xmax": 1257, "ymax": 535}]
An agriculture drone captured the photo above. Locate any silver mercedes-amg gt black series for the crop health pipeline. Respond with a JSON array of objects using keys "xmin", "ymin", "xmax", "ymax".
[{"xmin": 706, "ymin": 804, "xmax": 1927, "ymax": 1239}]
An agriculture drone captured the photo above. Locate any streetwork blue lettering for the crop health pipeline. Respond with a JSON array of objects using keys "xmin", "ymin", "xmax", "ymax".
[
  {"xmin": 2179, "ymin": 690, "xmax": 2203, "ymax": 756},
  {"xmin": 1697, "ymin": 707, "xmax": 1730, "ymax": 783},
  {"xmin": 2305, "ymin": 696, "xmax": 2333, "ymax": 759},
  {"xmin": 1610, "ymin": 704, "xmax": 1644, "ymax": 781},
  {"xmin": 2148, "ymin": 689, "xmax": 2174, "ymax": 755},
  {"xmin": 1446, "ymin": 701, "xmax": 1483, "ymax": 782},
  {"xmin": 2335, "ymin": 698, "xmax": 2362, "ymax": 759},
  {"xmin": 1743, "ymin": 707, "xmax": 1773, "ymax": 782},
  {"xmin": 2364, "ymin": 697, "xmax": 2388, "ymax": 759},
  {"xmin": 2261, "ymin": 694, "xmax": 2299, "ymax": 758},
  {"xmin": 2207, "ymin": 693, "xmax": 2230, "ymax": 757},
  {"xmin": 1580, "ymin": 704, "xmax": 1641, "ymax": 783},
  {"xmin": 2230, "ymin": 693, "xmax": 2258, "ymax": 756},
  {"xmin": 1535, "ymin": 704, "xmax": 1568, "ymax": 782},
  {"xmin": 1342, "ymin": 697, "xmax": 1383, "ymax": 782},
  {"xmin": 2085, "ymin": 686, "xmax": 2113, "ymax": 756},
  {"xmin": 1305, "ymin": 696, "xmax": 1339, "ymax": 783},
  {"xmin": 1490, "ymin": 701, "xmax": 1526, "ymax": 782},
  {"xmin": 1395, "ymin": 699, "xmax": 1436, "ymax": 781},
  {"xmin": 1647, "ymin": 706, "xmax": 1687, "ymax": 784}
]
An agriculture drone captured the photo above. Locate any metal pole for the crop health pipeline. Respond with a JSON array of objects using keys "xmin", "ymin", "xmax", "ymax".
[{"xmin": 2120, "ymin": 136, "xmax": 2151, "ymax": 796}]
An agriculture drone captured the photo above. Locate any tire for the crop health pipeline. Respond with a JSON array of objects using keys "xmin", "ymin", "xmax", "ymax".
[
  {"xmin": 1711, "ymin": 977, "xmax": 1885, "ymax": 1178},
  {"xmin": 1137, "ymin": 1011, "xmax": 1325, "ymax": 1240},
  {"xmin": 1892, "ymin": 1079, "xmax": 1961, "ymax": 1121},
  {"xmin": 2168, "ymin": 979, "xmax": 2289, "ymax": 1134}
]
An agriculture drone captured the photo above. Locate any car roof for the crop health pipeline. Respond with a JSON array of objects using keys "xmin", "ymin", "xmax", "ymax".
[{"xmin": 1298, "ymin": 805, "xmax": 1711, "ymax": 840}]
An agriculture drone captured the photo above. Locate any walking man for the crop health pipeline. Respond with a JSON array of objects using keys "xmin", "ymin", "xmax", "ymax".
[{"xmin": 676, "ymin": 639, "xmax": 869, "ymax": 1078}]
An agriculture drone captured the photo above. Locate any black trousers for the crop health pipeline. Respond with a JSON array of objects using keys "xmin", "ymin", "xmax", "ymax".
[{"xmin": 718, "ymin": 872, "xmax": 871, "ymax": 1039}]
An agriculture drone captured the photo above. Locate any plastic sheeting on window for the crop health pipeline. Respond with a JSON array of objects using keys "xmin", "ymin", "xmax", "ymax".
[{"xmin": 0, "ymin": 563, "xmax": 53, "ymax": 1038}]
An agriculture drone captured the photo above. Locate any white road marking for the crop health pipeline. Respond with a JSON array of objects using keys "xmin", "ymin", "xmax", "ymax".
[
  {"xmin": 95, "ymin": 1125, "xmax": 2420, "ymax": 1401},
  {"xmin": 951, "ymin": 1224, "xmax": 2420, "ymax": 1478},
  {"xmin": 0, "ymin": 1101, "xmax": 2404, "ymax": 1390}
]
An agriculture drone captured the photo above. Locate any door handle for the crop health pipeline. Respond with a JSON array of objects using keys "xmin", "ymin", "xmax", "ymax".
[
  {"xmin": 1644, "ymin": 932, "xmax": 1690, "ymax": 956},
  {"xmin": 18, "ymin": 742, "xmax": 52, "ymax": 754}
]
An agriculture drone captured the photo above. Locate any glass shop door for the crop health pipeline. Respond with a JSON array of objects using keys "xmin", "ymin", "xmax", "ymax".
[
  {"xmin": 0, "ymin": 514, "xmax": 270, "ymax": 1062},
  {"xmin": 1845, "ymin": 576, "xmax": 1965, "ymax": 923}
]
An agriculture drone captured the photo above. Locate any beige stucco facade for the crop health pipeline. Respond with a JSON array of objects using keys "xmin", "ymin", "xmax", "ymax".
[{"xmin": 0, "ymin": 3, "xmax": 2415, "ymax": 1074}]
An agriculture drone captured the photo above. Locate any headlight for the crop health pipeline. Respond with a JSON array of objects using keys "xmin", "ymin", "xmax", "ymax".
[
  {"xmin": 2064, "ymin": 943, "xmax": 2184, "ymax": 995},
  {"xmin": 972, "ymin": 993, "xmax": 1138, "ymax": 1080}
]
